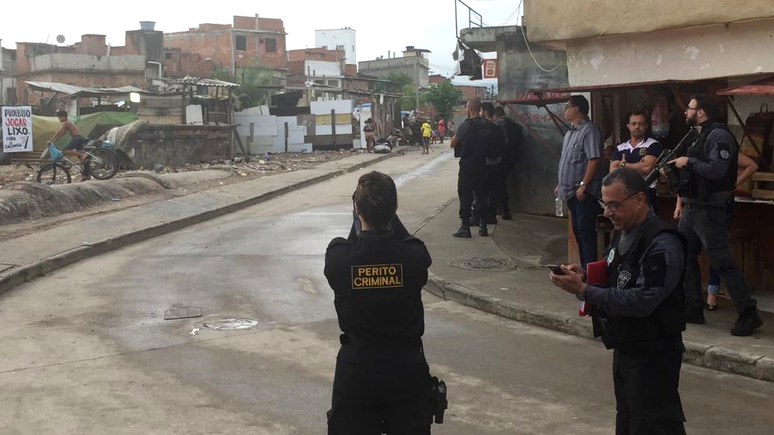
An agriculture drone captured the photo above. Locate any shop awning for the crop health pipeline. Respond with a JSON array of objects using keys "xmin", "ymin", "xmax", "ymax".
[
  {"xmin": 717, "ymin": 77, "xmax": 774, "ymax": 96},
  {"xmin": 499, "ymin": 91, "xmax": 570, "ymax": 105}
]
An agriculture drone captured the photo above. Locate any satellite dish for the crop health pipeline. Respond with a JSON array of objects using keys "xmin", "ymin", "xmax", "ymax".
[{"xmin": 56, "ymin": 35, "xmax": 66, "ymax": 44}]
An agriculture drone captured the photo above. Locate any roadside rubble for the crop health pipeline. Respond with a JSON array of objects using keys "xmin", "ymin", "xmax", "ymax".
[{"xmin": 0, "ymin": 149, "xmax": 360, "ymax": 188}]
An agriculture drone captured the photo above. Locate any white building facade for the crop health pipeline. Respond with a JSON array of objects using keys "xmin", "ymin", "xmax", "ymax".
[{"xmin": 315, "ymin": 28, "xmax": 357, "ymax": 65}]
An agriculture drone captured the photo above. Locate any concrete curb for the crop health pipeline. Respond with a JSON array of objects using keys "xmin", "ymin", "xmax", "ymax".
[
  {"xmin": 424, "ymin": 273, "xmax": 774, "ymax": 383},
  {"xmin": 0, "ymin": 150, "xmax": 403, "ymax": 297}
]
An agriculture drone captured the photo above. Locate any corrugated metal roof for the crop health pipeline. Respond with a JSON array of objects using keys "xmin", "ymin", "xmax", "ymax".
[
  {"xmin": 175, "ymin": 77, "xmax": 240, "ymax": 88},
  {"xmin": 26, "ymin": 81, "xmax": 147, "ymax": 98}
]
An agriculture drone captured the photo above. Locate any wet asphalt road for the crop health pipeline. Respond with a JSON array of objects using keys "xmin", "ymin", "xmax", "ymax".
[{"xmin": 1, "ymin": 150, "xmax": 773, "ymax": 435}]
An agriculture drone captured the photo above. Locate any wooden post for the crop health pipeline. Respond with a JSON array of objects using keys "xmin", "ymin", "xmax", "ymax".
[
  {"xmin": 331, "ymin": 109, "xmax": 337, "ymax": 147},
  {"xmin": 285, "ymin": 122, "xmax": 289, "ymax": 153}
]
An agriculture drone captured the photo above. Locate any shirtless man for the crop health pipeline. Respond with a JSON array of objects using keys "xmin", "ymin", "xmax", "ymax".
[{"xmin": 50, "ymin": 109, "xmax": 90, "ymax": 179}]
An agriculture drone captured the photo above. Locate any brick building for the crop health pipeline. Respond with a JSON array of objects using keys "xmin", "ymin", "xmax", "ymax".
[
  {"xmin": 287, "ymin": 47, "xmax": 345, "ymax": 78},
  {"xmin": 1, "ymin": 40, "xmax": 17, "ymax": 105},
  {"xmin": 13, "ymin": 28, "xmax": 163, "ymax": 109},
  {"xmin": 163, "ymin": 15, "xmax": 287, "ymax": 79}
]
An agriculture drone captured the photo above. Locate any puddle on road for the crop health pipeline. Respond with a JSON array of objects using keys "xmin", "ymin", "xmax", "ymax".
[{"xmin": 199, "ymin": 317, "xmax": 260, "ymax": 331}]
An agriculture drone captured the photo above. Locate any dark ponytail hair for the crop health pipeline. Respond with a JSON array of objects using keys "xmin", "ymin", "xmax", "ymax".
[{"xmin": 353, "ymin": 171, "xmax": 397, "ymax": 230}]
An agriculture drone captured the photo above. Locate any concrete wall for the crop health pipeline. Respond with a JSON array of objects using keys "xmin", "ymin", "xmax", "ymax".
[
  {"xmin": 565, "ymin": 18, "xmax": 774, "ymax": 87},
  {"xmin": 315, "ymin": 28, "xmax": 357, "ymax": 64},
  {"xmin": 459, "ymin": 26, "xmax": 570, "ymax": 216},
  {"xmin": 503, "ymin": 102, "xmax": 566, "ymax": 216},
  {"xmin": 525, "ymin": 0, "xmax": 774, "ymax": 43},
  {"xmin": 124, "ymin": 125, "xmax": 234, "ymax": 167},
  {"xmin": 359, "ymin": 57, "xmax": 429, "ymax": 88},
  {"xmin": 460, "ymin": 26, "xmax": 569, "ymax": 101},
  {"xmin": 30, "ymin": 54, "xmax": 146, "ymax": 73}
]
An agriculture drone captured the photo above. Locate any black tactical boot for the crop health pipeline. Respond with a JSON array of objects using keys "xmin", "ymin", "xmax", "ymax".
[
  {"xmin": 453, "ymin": 222, "xmax": 472, "ymax": 238},
  {"xmin": 685, "ymin": 309, "xmax": 705, "ymax": 325},
  {"xmin": 479, "ymin": 223, "xmax": 488, "ymax": 237},
  {"xmin": 731, "ymin": 308, "xmax": 763, "ymax": 336}
]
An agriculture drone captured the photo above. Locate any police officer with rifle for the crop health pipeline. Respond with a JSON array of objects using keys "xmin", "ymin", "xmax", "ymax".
[
  {"xmin": 550, "ymin": 168, "xmax": 688, "ymax": 435},
  {"xmin": 324, "ymin": 171, "xmax": 447, "ymax": 435},
  {"xmin": 669, "ymin": 95, "xmax": 762, "ymax": 335}
]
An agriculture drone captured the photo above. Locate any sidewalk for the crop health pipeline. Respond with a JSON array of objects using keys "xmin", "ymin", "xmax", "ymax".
[
  {"xmin": 417, "ymin": 199, "xmax": 774, "ymax": 383},
  {"xmin": 0, "ymin": 148, "xmax": 406, "ymax": 296}
]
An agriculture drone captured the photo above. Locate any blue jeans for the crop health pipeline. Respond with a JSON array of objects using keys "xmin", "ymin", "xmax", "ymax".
[{"xmin": 567, "ymin": 195, "xmax": 601, "ymax": 269}]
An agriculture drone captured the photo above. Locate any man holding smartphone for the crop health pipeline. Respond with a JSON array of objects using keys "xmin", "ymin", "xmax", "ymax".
[{"xmin": 549, "ymin": 168, "xmax": 688, "ymax": 435}]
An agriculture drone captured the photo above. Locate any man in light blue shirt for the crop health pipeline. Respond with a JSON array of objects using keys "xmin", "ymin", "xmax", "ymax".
[{"xmin": 555, "ymin": 95, "xmax": 605, "ymax": 268}]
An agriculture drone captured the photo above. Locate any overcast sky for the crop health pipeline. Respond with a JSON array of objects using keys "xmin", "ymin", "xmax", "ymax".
[{"xmin": 1, "ymin": 0, "xmax": 522, "ymax": 86}]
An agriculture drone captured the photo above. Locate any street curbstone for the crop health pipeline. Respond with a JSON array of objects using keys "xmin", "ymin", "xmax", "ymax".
[
  {"xmin": 426, "ymin": 274, "xmax": 774, "ymax": 383},
  {"xmin": 0, "ymin": 150, "xmax": 408, "ymax": 297}
]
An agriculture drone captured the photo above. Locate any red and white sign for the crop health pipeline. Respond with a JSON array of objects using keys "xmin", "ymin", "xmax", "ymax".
[
  {"xmin": 2, "ymin": 106, "xmax": 34, "ymax": 153},
  {"xmin": 483, "ymin": 59, "xmax": 499, "ymax": 79}
]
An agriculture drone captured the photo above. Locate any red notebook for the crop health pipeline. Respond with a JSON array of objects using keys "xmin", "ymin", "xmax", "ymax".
[{"xmin": 580, "ymin": 260, "xmax": 607, "ymax": 316}]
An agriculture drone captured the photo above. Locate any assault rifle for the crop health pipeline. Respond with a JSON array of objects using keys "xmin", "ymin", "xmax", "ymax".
[{"xmin": 644, "ymin": 128, "xmax": 697, "ymax": 188}]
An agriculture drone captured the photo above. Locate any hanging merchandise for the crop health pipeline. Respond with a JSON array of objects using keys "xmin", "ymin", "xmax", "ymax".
[
  {"xmin": 650, "ymin": 96, "xmax": 670, "ymax": 138},
  {"xmin": 454, "ymin": 40, "xmax": 483, "ymax": 81},
  {"xmin": 740, "ymin": 103, "xmax": 774, "ymax": 163}
]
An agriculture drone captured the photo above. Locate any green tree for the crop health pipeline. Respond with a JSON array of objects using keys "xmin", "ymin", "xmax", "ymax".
[
  {"xmin": 401, "ymin": 84, "xmax": 417, "ymax": 111},
  {"xmin": 209, "ymin": 62, "xmax": 274, "ymax": 109},
  {"xmin": 421, "ymin": 81, "xmax": 463, "ymax": 120}
]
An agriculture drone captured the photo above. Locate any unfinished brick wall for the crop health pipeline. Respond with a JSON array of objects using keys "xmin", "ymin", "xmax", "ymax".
[
  {"xmin": 164, "ymin": 17, "xmax": 288, "ymax": 71},
  {"xmin": 73, "ymin": 35, "xmax": 107, "ymax": 56}
]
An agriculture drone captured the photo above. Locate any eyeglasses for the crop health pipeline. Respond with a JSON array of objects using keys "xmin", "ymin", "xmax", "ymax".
[
  {"xmin": 598, "ymin": 192, "xmax": 640, "ymax": 212},
  {"xmin": 686, "ymin": 106, "xmax": 699, "ymax": 112}
]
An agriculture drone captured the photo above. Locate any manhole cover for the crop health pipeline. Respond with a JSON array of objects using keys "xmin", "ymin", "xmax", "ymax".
[
  {"xmin": 201, "ymin": 317, "xmax": 259, "ymax": 331},
  {"xmin": 457, "ymin": 257, "xmax": 512, "ymax": 270}
]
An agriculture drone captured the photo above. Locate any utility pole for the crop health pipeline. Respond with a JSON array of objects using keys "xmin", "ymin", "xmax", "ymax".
[{"xmin": 414, "ymin": 59, "xmax": 420, "ymax": 112}]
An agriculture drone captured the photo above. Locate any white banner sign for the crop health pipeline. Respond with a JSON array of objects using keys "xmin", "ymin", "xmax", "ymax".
[{"xmin": 2, "ymin": 106, "xmax": 34, "ymax": 153}]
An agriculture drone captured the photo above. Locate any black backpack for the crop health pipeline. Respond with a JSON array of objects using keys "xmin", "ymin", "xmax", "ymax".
[{"xmin": 464, "ymin": 118, "xmax": 502, "ymax": 161}]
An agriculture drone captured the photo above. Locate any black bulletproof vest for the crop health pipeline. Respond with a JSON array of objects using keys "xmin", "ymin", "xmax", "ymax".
[
  {"xmin": 460, "ymin": 118, "xmax": 500, "ymax": 162},
  {"xmin": 678, "ymin": 123, "xmax": 739, "ymax": 200},
  {"xmin": 591, "ymin": 218, "xmax": 686, "ymax": 350}
]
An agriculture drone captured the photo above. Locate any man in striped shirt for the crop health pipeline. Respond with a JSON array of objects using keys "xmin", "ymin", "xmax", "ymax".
[{"xmin": 610, "ymin": 111, "xmax": 663, "ymax": 213}]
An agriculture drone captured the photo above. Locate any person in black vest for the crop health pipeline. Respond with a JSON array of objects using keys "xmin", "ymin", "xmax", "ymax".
[
  {"xmin": 669, "ymin": 95, "xmax": 762, "ymax": 336},
  {"xmin": 494, "ymin": 106, "xmax": 523, "ymax": 220},
  {"xmin": 550, "ymin": 168, "xmax": 687, "ymax": 435},
  {"xmin": 476, "ymin": 102, "xmax": 506, "ymax": 226},
  {"xmin": 451, "ymin": 99, "xmax": 502, "ymax": 238},
  {"xmin": 324, "ymin": 171, "xmax": 434, "ymax": 435}
]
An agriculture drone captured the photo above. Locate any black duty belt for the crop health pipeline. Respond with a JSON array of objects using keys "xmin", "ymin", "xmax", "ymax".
[{"xmin": 340, "ymin": 333, "xmax": 423, "ymax": 352}]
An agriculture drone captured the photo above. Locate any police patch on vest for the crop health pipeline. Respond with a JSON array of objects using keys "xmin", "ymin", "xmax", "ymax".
[
  {"xmin": 718, "ymin": 142, "xmax": 731, "ymax": 160},
  {"xmin": 351, "ymin": 264, "xmax": 404, "ymax": 290},
  {"xmin": 607, "ymin": 249, "xmax": 616, "ymax": 266},
  {"xmin": 617, "ymin": 270, "xmax": 633, "ymax": 290}
]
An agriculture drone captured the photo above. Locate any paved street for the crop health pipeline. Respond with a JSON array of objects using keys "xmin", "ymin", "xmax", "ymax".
[{"xmin": 2, "ymin": 149, "xmax": 774, "ymax": 434}]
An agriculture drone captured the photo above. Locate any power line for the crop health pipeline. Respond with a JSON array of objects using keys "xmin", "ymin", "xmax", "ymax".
[{"xmin": 519, "ymin": 14, "xmax": 562, "ymax": 73}]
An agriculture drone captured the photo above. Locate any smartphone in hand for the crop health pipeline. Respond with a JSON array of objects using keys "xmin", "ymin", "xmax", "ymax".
[{"xmin": 546, "ymin": 264, "xmax": 566, "ymax": 276}]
